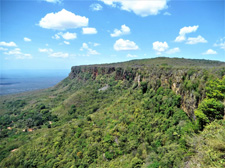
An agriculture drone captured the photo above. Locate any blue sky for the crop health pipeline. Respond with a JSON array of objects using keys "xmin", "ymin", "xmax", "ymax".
[{"xmin": 0, "ymin": 0, "xmax": 224, "ymax": 70}]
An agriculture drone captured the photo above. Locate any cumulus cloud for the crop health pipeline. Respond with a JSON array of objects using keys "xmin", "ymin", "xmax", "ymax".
[
  {"xmin": 80, "ymin": 43, "xmax": 88, "ymax": 50},
  {"xmin": 90, "ymin": 3, "xmax": 103, "ymax": 11},
  {"xmin": 39, "ymin": 48, "xmax": 69, "ymax": 58},
  {"xmin": 175, "ymin": 35, "xmax": 186, "ymax": 42},
  {"xmin": 0, "ymin": 41, "xmax": 17, "ymax": 47},
  {"xmin": 45, "ymin": 0, "xmax": 62, "ymax": 3},
  {"xmin": 202, "ymin": 49, "xmax": 217, "ymax": 55},
  {"xmin": 88, "ymin": 42, "xmax": 100, "ymax": 47},
  {"xmin": 100, "ymin": 0, "xmax": 168, "ymax": 17},
  {"xmin": 114, "ymin": 39, "xmax": 139, "ymax": 51},
  {"xmin": 39, "ymin": 9, "xmax": 88, "ymax": 30},
  {"xmin": 52, "ymin": 34, "xmax": 60, "ymax": 40},
  {"xmin": 111, "ymin": 24, "xmax": 130, "ymax": 37},
  {"xmin": 127, "ymin": 54, "xmax": 137, "ymax": 58},
  {"xmin": 39, "ymin": 48, "xmax": 53, "ymax": 53},
  {"xmin": 93, "ymin": 43, "xmax": 100, "ymax": 47},
  {"xmin": 179, "ymin": 25, "xmax": 199, "ymax": 35},
  {"xmin": 80, "ymin": 43, "xmax": 100, "ymax": 56},
  {"xmin": 0, "ymin": 47, "xmax": 8, "ymax": 51},
  {"xmin": 186, "ymin": 35, "xmax": 207, "ymax": 44},
  {"xmin": 153, "ymin": 41, "xmax": 180, "ymax": 55},
  {"xmin": 152, "ymin": 41, "xmax": 169, "ymax": 54},
  {"xmin": 214, "ymin": 37, "xmax": 225, "ymax": 50},
  {"xmin": 166, "ymin": 47, "xmax": 180, "ymax": 54},
  {"xmin": 82, "ymin": 28, "xmax": 98, "ymax": 34},
  {"xmin": 175, "ymin": 25, "xmax": 199, "ymax": 42},
  {"xmin": 64, "ymin": 41, "xmax": 70, "ymax": 45},
  {"xmin": 4, "ymin": 48, "xmax": 32, "ymax": 59},
  {"xmin": 4, "ymin": 48, "xmax": 22, "ymax": 55},
  {"xmin": 52, "ymin": 32, "xmax": 77, "ymax": 40},
  {"xmin": 24, "ymin": 37, "xmax": 31, "ymax": 42},
  {"xmin": 163, "ymin": 12, "xmax": 171, "ymax": 16},
  {"xmin": 49, "ymin": 52, "xmax": 69, "ymax": 58},
  {"xmin": 61, "ymin": 32, "xmax": 77, "ymax": 40}
]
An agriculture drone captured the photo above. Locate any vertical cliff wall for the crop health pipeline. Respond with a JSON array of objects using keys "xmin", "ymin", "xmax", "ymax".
[{"xmin": 69, "ymin": 65, "xmax": 222, "ymax": 119}]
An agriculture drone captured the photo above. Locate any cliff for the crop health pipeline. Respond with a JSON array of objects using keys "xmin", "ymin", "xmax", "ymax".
[{"xmin": 69, "ymin": 58, "xmax": 225, "ymax": 119}]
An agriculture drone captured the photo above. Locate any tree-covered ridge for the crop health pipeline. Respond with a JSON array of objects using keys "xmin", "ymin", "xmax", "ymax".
[
  {"xmin": 0, "ymin": 58, "xmax": 224, "ymax": 167},
  {"xmin": 73, "ymin": 57, "xmax": 225, "ymax": 69}
]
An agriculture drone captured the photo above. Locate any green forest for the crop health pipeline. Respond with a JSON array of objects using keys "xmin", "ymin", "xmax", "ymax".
[{"xmin": 0, "ymin": 57, "xmax": 225, "ymax": 168}]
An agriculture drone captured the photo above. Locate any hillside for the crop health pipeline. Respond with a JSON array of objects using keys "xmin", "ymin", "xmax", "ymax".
[{"xmin": 0, "ymin": 57, "xmax": 225, "ymax": 168}]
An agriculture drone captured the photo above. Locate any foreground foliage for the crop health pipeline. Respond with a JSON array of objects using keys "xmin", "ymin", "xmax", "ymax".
[{"xmin": 187, "ymin": 120, "xmax": 225, "ymax": 168}]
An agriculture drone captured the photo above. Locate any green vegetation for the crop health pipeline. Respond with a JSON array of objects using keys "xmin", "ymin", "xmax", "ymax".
[
  {"xmin": 187, "ymin": 120, "xmax": 225, "ymax": 168},
  {"xmin": 0, "ymin": 58, "xmax": 224, "ymax": 167},
  {"xmin": 195, "ymin": 77, "xmax": 225, "ymax": 129}
]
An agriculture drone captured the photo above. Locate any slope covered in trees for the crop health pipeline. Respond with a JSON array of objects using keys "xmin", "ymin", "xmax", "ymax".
[{"xmin": 0, "ymin": 57, "xmax": 224, "ymax": 167}]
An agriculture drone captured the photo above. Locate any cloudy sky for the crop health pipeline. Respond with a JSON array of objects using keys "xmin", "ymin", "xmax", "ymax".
[{"xmin": 1, "ymin": 0, "xmax": 224, "ymax": 70}]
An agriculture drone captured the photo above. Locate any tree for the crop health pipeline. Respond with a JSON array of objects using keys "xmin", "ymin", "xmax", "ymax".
[{"xmin": 195, "ymin": 98, "xmax": 224, "ymax": 129}]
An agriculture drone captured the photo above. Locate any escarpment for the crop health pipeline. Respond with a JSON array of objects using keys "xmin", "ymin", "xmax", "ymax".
[
  {"xmin": 1, "ymin": 58, "xmax": 225, "ymax": 168},
  {"xmin": 69, "ymin": 64, "xmax": 225, "ymax": 119}
]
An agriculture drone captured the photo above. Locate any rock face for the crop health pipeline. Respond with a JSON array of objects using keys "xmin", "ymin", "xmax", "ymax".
[{"xmin": 69, "ymin": 65, "xmax": 221, "ymax": 119}]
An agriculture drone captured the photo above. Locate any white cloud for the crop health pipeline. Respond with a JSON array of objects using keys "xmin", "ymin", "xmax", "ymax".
[
  {"xmin": 179, "ymin": 25, "xmax": 199, "ymax": 36},
  {"xmin": 3, "ymin": 48, "xmax": 32, "ymax": 59},
  {"xmin": 38, "ymin": 48, "xmax": 69, "ymax": 58},
  {"xmin": 90, "ymin": 3, "xmax": 103, "ymax": 11},
  {"xmin": 38, "ymin": 48, "xmax": 53, "ymax": 53},
  {"xmin": 49, "ymin": 52, "xmax": 69, "ymax": 58},
  {"xmin": 52, "ymin": 34, "xmax": 60, "ymax": 40},
  {"xmin": 61, "ymin": 32, "xmax": 77, "ymax": 40},
  {"xmin": 153, "ymin": 41, "xmax": 180, "ymax": 55},
  {"xmin": 127, "ymin": 54, "xmax": 137, "ymax": 58},
  {"xmin": 0, "ymin": 41, "xmax": 17, "ymax": 47},
  {"xmin": 153, "ymin": 41, "xmax": 169, "ymax": 53},
  {"xmin": 215, "ymin": 42, "xmax": 225, "ymax": 50},
  {"xmin": 39, "ymin": 9, "xmax": 88, "ymax": 30},
  {"xmin": 100, "ymin": 0, "xmax": 168, "ymax": 17},
  {"xmin": 114, "ymin": 38, "xmax": 139, "ymax": 51},
  {"xmin": 52, "ymin": 32, "xmax": 77, "ymax": 40},
  {"xmin": 45, "ymin": 0, "xmax": 62, "ymax": 3},
  {"xmin": 87, "ymin": 49, "xmax": 99, "ymax": 55},
  {"xmin": 88, "ymin": 42, "xmax": 100, "ymax": 47},
  {"xmin": 4, "ymin": 48, "xmax": 21, "ymax": 55},
  {"xmin": 186, "ymin": 35, "xmax": 207, "ymax": 44},
  {"xmin": 214, "ymin": 37, "xmax": 225, "ymax": 50},
  {"xmin": 81, "ymin": 43, "xmax": 88, "ymax": 50},
  {"xmin": 15, "ymin": 54, "xmax": 32, "ymax": 59},
  {"xmin": 166, "ymin": 47, "xmax": 180, "ymax": 54},
  {"xmin": 163, "ymin": 12, "xmax": 171, "ymax": 16},
  {"xmin": 175, "ymin": 25, "xmax": 199, "ymax": 42},
  {"xmin": 110, "ymin": 24, "xmax": 130, "ymax": 37},
  {"xmin": 93, "ymin": 43, "xmax": 100, "ymax": 47},
  {"xmin": 64, "ymin": 41, "xmax": 70, "ymax": 45},
  {"xmin": 0, "ymin": 47, "xmax": 8, "ymax": 51},
  {"xmin": 202, "ymin": 49, "xmax": 217, "ymax": 55},
  {"xmin": 80, "ymin": 43, "xmax": 100, "ymax": 56},
  {"xmin": 24, "ymin": 37, "xmax": 31, "ymax": 42},
  {"xmin": 82, "ymin": 28, "xmax": 97, "ymax": 34},
  {"xmin": 175, "ymin": 35, "xmax": 186, "ymax": 42}
]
